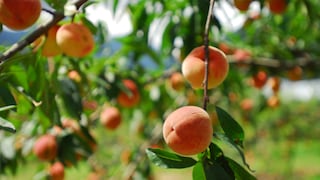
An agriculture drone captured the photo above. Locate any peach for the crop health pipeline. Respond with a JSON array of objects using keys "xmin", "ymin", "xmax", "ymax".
[
  {"xmin": 99, "ymin": 106, "xmax": 121, "ymax": 130},
  {"xmin": 287, "ymin": 66, "xmax": 302, "ymax": 81},
  {"xmin": 240, "ymin": 98, "xmax": 254, "ymax": 111},
  {"xmin": 56, "ymin": 23, "xmax": 94, "ymax": 58},
  {"xmin": 267, "ymin": 0, "xmax": 287, "ymax": 14},
  {"xmin": 33, "ymin": 134, "xmax": 57, "ymax": 161},
  {"xmin": 182, "ymin": 46, "xmax": 229, "ymax": 89},
  {"xmin": 62, "ymin": 118, "xmax": 81, "ymax": 133},
  {"xmin": 251, "ymin": 70, "xmax": 268, "ymax": 89},
  {"xmin": 67, "ymin": 70, "xmax": 81, "ymax": 83},
  {"xmin": 267, "ymin": 95, "xmax": 280, "ymax": 108},
  {"xmin": 42, "ymin": 25, "xmax": 62, "ymax": 57},
  {"xmin": 120, "ymin": 149, "xmax": 132, "ymax": 165},
  {"xmin": 233, "ymin": 49, "xmax": 251, "ymax": 62},
  {"xmin": 169, "ymin": 72, "xmax": 185, "ymax": 91},
  {"xmin": 162, "ymin": 106, "xmax": 213, "ymax": 155},
  {"xmin": 117, "ymin": 79, "xmax": 140, "ymax": 107},
  {"xmin": 268, "ymin": 76, "xmax": 281, "ymax": 93},
  {"xmin": 82, "ymin": 99, "xmax": 98, "ymax": 111},
  {"xmin": 49, "ymin": 161, "xmax": 65, "ymax": 180},
  {"xmin": 0, "ymin": 0, "xmax": 41, "ymax": 30},
  {"xmin": 234, "ymin": 0, "xmax": 252, "ymax": 11}
]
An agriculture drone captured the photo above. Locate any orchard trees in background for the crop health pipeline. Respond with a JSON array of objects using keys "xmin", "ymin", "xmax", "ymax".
[{"xmin": 0, "ymin": 0, "xmax": 320, "ymax": 179}]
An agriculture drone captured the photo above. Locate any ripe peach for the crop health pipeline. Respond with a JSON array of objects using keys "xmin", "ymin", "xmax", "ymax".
[
  {"xmin": 182, "ymin": 46, "xmax": 229, "ymax": 89},
  {"xmin": 56, "ymin": 23, "xmax": 94, "ymax": 58},
  {"xmin": 268, "ymin": 76, "xmax": 281, "ymax": 93},
  {"xmin": 42, "ymin": 25, "xmax": 62, "ymax": 57},
  {"xmin": 251, "ymin": 70, "xmax": 268, "ymax": 89},
  {"xmin": 233, "ymin": 49, "xmax": 251, "ymax": 62},
  {"xmin": 67, "ymin": 70, "xmax": 81, "ymax": 83},
  {"xmin": 163, "ymin": 106, "xmax": 213, "ymax": 155},
  {"xmin": 82, "ymin": 100, "xmax": 98, "ymax": 111},
  {"xmin": 240, "ymin": 98, "xmax": 254, "ymax": 111},
  {"xmin": 49, "ymin": 161, "xmax": 65, "ymax": 180},
  {"xmin": 228, "ymin": 92, "xmax": 238, "ymax": 102},
  {"xmin": 234, "ymin": 0, "xmax": 252, "ymax": 11},
  {"xmin": 99, "ymin": 106, "xmax": 122, "ymax": 130},
  {"xmin": 267, "ymin": 0, "xmax": 287, "ymax": 14},
  {"xmin": 287, "ymin": 66, "xmax": 302, "ymax": 81},
  {"xmin": 33, "ymin": 134, "xmax": 57, "ymax": 161},
  {"xmin": 267, "ymin": 95, "xmax": 280, "ymax": 108},
  {"xmin": 87, "ymin": 170, "xmax": 106, "ymax": 180},
  {"xmin": 169, "ymin": 72, "xmax": 185, "ymax": 91},
  {"xmin": 120, "ymin": 149, "xmax": 132, "ymax": 165},
  {"xmin": 0, "ymin": 0, "xmax": 41, "ymax": 30},
  {"xmin": 62, "ymin": 118, "xmax": 81, "ymax": 133},
  {"xmin": 117, "ymin": 79, "xmax": 140, "ymax": 107}
]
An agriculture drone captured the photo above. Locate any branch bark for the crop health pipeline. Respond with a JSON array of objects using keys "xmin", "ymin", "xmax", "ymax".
[
  {"xmin": 202, "ymin": 0, "xmax": 215, "ymax": 110},
  {"xmin": 228, "ymin": 55, "xmax": 320, "ymax": 70}
]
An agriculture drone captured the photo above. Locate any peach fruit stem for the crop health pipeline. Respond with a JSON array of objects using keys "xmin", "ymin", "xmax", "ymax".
[{"xmin": 202, "ymin": 0, "xmax": 216, "ymax": 111}]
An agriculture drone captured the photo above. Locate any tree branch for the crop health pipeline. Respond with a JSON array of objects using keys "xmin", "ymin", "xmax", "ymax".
[
  {"xmin": 228, "ymin": 55, "xmax": 320, "ymax": 70},
  {"xmin": 202, "ymin": 0, "xmax": 215, "ymax": 110},
  {"xmin": 0, "ymin": 0, "xmax": 89, "ymax": 65}
]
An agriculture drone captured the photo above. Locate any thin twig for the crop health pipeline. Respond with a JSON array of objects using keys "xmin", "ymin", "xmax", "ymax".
[
  {"xmin": 202, "ymin": 0, "xmax": 215, "ymax": 110},
  {"xmin": 0, "ymin": 0, "xmax": 88, "ymax": 65}
]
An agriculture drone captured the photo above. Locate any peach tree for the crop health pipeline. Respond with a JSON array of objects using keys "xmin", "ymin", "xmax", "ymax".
[{"xmin": 0, "ymin": 0, "xmax": 319, "ymax": 179}]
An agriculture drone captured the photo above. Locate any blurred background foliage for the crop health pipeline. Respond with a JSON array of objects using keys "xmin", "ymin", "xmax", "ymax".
[{"xmin": 0, "ymin": 0, "xmax": 320, "ymax": 179}]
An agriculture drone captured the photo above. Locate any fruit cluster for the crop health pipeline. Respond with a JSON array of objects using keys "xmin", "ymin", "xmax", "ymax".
[
  {"xmin": 0, "ymin": 0, "xmax": 95, "ymax": 58},
  {"xmin": 163, "ymin": 46, "xmax": 229, "ymax": 155}
]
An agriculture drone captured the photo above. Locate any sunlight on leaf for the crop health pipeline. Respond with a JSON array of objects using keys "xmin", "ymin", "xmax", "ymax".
[
  {"xmin": 146, "ymin": 148, "xmax": 197, "ymax": 169},
  {"xmin": 0, "ymin": 116, "xmax": 16, "ymax": 133}
]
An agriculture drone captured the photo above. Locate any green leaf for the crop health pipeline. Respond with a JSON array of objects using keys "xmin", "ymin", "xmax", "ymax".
[
  {"xmin": 226, "ymin": 157, "xmax": 257, "ymax": 180},
  {"xmin": 202, "ymin": 158, "xmax": 234, "ymax": 180},
  {"xmin": 57, "ymin": 133, "xmax": 80, "ymax": 166},
  {"xmin": 0, "ymin": 85, "xmax": 16, "ymax": 107},
  {"xmin": 192, "ymin": 162, "xmax": 206, "ymax": 180},
  {"xmin": 45, "ymin": 0, "xmax": 67, "ymax": 12},
  {"xmin": 209, "ymin": 143, "xmax": 224, "ymax": 161},
  {"xmin": 146, "ymin": 148, "xmax": 197, "ymax": 169},
  {"xmin": 216, "ymin": 106, "xmax": 244, "ymax": 147},
  {"xmin": 0, "ymin": 105, "xmax": 16, "ymax": 112},
  {"xmin": 58, "ymin": 78, "xmax": 83, "ymax": 119},
  {"xmin": 77, "ymin": 13, "xmax": 98, "ymax": 34},
  {"xmin": 0, "ymin": 116, "xmax": 16, "ymax": 133},
  {"xmin": 215, "ymin": 132, "xmax": 254, "ymax": 172}
]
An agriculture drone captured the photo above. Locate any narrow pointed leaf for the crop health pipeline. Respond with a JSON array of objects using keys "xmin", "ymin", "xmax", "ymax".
[
  {"xmin": 0, "ymin": 117, "xmax": 16, "ymax": 133},
  {"xmin": 0, "ymin": 105, "xmax": 16, "ymax": 112},
  {"xmin": 216, "ymin": 106, "xmax": 244, "ymax": 146},
  {"xmin": 192, "ymin": 162, "xmax": 206, "ymax": 180},
  {"xmin": 203, "ymin": 159, "xmax": 234, "ymax": 180},
  {"xmin": 215, "ymin": 132, "xmax": 254, "ymax": 172},
  {"xmin": 146, "ymin": 148, "xmax": 197, "ymax": 169},
  {"xmin": 226, "ymin": 157, "xmax": 257, "ymax": 180}
]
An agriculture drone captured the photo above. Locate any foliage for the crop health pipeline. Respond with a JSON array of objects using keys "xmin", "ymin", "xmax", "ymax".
[{"xmin": 0, "ymin": 0, "xmax": 320, "ymax": 179}]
